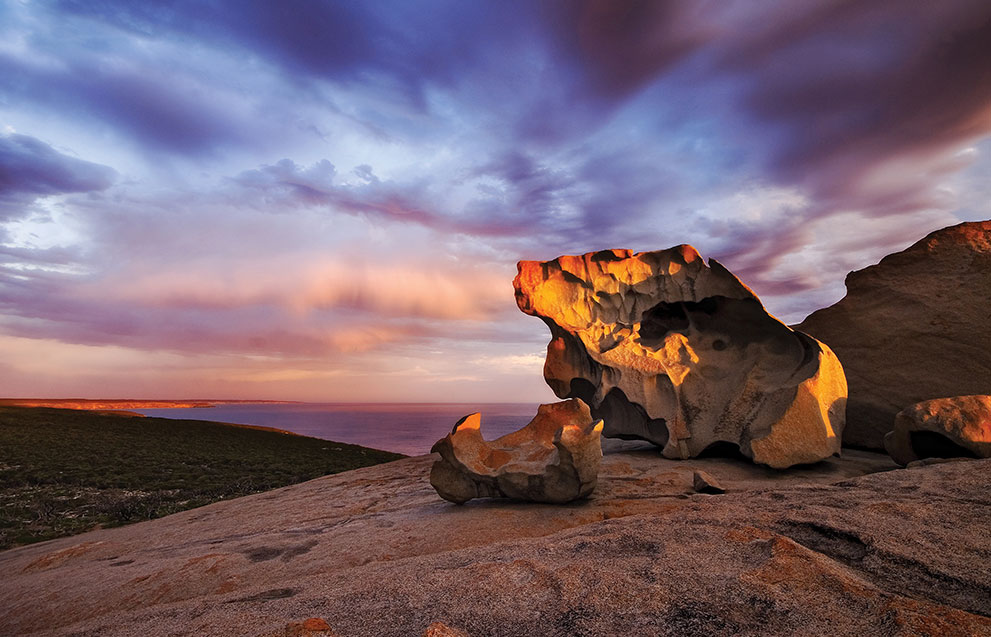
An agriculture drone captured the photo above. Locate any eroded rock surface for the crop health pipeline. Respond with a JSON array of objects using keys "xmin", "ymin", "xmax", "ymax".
[
  {"xmin": 430, "ymin": 399, "xmax": 603, "ymax": 504},
  {"xmin": 884, "ymin": 395, "xmax": 991, "ymax": 466},
  {"xmin": 798, "ymin": 220, "xmax": 991, "ymax": 449},
  {"xmin": 6, "ymin": 448, "xmax": 991, "ymax": 637},
  {"xmin": 514, "ymin": 246, "xmax": 846, "ymax": 469}
]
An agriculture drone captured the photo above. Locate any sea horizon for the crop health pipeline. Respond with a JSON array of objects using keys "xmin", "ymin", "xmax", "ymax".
[
  {"xmin": 129, "ymin": 402, "xmax": 544, "ymax": 457},
  {"xmin": 1, "ymin": 398, "xmax": 547, "ymax": 405}
]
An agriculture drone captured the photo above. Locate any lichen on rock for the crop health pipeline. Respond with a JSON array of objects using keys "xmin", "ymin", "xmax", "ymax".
[
  {"xmin": 429, "ymin": 398, "xmax": 603, "ymax": 504},
  {"xmin": 514, "ymin": 246, "xmax": 846, "ymax": 469}
]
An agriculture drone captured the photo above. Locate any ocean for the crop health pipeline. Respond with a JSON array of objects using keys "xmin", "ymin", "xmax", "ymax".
[{"xmin": 133, "ymin": 403, "xmax": 541, "ymax": 456}]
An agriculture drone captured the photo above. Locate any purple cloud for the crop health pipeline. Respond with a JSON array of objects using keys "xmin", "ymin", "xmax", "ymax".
[
  {"xmin": 554, "ymin": 1, "xmax": 991, "ymax": 209},
  {"xmin": 2, "ymin": 0, "xmax": 990, "ymax": 399},
  {"xmin": 0, "ymin": 50, "xmax": 256, "ymax": 157},
  {"xmin": 0, "ymin": 134, "xmax": 115, "ymax": 217}
]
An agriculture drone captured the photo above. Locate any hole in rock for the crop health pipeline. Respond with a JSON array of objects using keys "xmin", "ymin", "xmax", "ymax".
[
  {"xmin": 568, "ymin": 378, "xmax": 598, "ymax": 406},
  {"xmin": 639, "ymin": 296, "xmax": 796, "ymax": 353},
  {"xmin": 909, "ymin": 431, "xmax": 979, "ymax": 460},
  {"xmin": 779, "ymin": 521, "xmax": 868, "ymax": 562},
  {"xmin": 572, "ymin": 385, "xmax": 670, "ymax": 447},
  {"xmin": 639, "ymin": 302, "xmax": 690, "ymax": 342},
  {"xmin": 697, "ymin": 441, "xmax": 748, "ymax": 461},
  {"xmin": 225, "ymin": 588, "xmax": 301, "ymax": 603},
  {"xmin": 599, "ymin": 388, "xmax": 669, "ymax": 447}
]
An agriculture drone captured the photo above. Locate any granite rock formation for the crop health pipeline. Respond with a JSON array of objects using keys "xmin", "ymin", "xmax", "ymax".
[
  {"xmin": 514, "ymin": 246, "xmax": 846, "ymax": 469},
  {"xmin": 797, "ymin": 220, "xmax": 991, "ymax": 449},
  {"xmin": 429, "ymin": 399, "xmax": 603, "ymax": 504},
  {"xmin": 6, "ymin": 445, "xmax": 991, "ymax": 637},
  {"xmin": 884, "ymin": 395, "xmax": 991, "ymax": 466}
]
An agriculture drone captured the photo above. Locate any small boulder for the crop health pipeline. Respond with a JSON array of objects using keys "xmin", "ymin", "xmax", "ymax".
[
  {"xmin": 884, "ymin": 395, "xmax": 991, "ymax": 466},
  {"xmin": 692, "ymin": 470, "xmax": 726, "ymax": 494},
  {"xmin": 429, "ymin": 399, "xmax": 603, "ymax": 504}
]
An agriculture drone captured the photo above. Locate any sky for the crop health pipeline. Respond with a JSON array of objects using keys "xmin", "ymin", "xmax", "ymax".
[{"xmin": 1, "ymin": 0, "xmax": 990, "ymax": 402}]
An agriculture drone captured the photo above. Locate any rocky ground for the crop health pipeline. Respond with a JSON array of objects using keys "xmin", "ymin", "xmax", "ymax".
[{"xmin": 1, "ymin": 442, "xmax": 989, "ymax": 636}]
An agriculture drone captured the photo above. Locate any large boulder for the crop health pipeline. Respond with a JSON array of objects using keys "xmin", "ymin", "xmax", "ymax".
[
  {"xmin": 797, "ymin": 220, "xmax": 991, "ymax": 450},
  {"xmin": 884, "ymin": 395, "xmax": 991, "ymax": 466},
  {"xmin": 429, "ymin": 399, "xmax": 603, "ymax": 504},
  {"xmin": 514, "ymin": 246, "xmax": 846, "ymax": 469}
]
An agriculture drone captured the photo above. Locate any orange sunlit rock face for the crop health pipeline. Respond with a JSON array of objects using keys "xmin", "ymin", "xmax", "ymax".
[
  {"xmin": 429, "ymin": 398, "xmax": 603, "ymax": 504},
  {"xmin": 514, "ymin": 245, "xmax": 847, "ymax": 469}
]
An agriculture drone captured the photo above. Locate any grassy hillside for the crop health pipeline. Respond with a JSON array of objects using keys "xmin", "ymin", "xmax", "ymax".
[{"xmin": 0, "ymin": 406, "xmax": 404, "ymax": 550}]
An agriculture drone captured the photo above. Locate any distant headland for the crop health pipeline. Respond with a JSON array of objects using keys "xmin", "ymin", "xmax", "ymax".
[{"xmin": 0, "ymin": 399, "xmax": 299, "ymax": 410}]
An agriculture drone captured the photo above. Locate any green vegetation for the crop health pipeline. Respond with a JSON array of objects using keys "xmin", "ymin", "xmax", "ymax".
[{"xmin": 0, "ymin": 406, "xmax": 404, "ymax": 550}]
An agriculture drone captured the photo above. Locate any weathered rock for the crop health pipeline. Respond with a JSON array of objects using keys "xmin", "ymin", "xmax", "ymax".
[
  {"xmin": 797, "ymin": 220, "xmax": 991, "ymax": 450},
  {"xmin": 514, "ymin": 246, "xmax": 847, "ymax": 469},
  {"xmin": 6, "ymin": 448, "xmax": 991, "ymax": 637},
  {"xmin": 429, "ymin": 399, "xmax": 603, "ymax": 504},
  {"xmin": 693, "ymin": 469, "xmax": 726, "ymax": 494},
  {"xmin": 884, "ymin": 395, "xmax": 991, "ymax": 466}
]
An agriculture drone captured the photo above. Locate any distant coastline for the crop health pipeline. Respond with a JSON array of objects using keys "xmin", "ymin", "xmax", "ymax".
[{"xmin": 0, "ymin": 398, "xmax": 300, "ymax": 410}]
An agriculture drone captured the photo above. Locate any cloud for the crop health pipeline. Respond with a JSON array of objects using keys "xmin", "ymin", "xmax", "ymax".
[
  {"xmin": 0, "ymin": 133, "xmax": 115, "ymax": 218},
  {"xmin": 229, "ymin": 153, "xmax": 666, "ymax": 246},
  {"xmin": 97, "ymin": 256, "xmax": 512, "ymax": 322},
  {"xmin": 536, "ymin": 0, "xmax": 991, "ymax": 321},
  {"xmin": 232, "ymin": 159, "xmax": 447, "ymax": 230},
  {"xmin": 0, "ymin": 198, "xmax": 522, "ymax": 360},
  {"xmin": 0, "ymin": 49, "xmax": 258, "ymax": 157},
  {"xmin": 2, "ymin": 1, "xmax": 990, "ymax": 400},
  {"xmin": 554, "ymin": 1, "xmax": 991, "ymax": 211},
  {"xmin": 51, "ymin": 0, "xmax": 545, "ymax": 115},
  {"xmin": 544, "ymin": 1, "xmax": 715, "ymax": 97}
]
